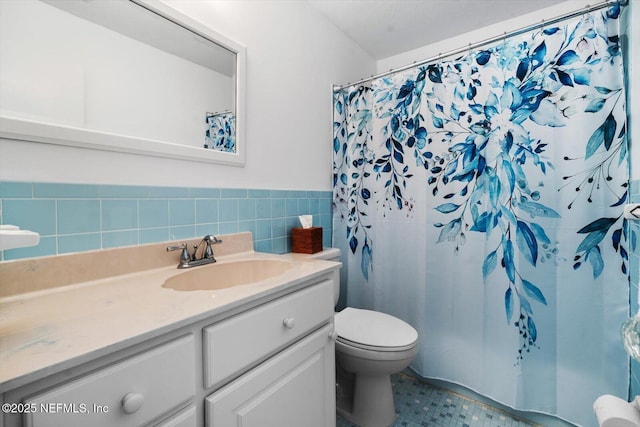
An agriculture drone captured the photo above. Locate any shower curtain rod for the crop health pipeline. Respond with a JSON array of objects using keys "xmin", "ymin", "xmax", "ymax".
[
  {"xmin": 333, "ymin": 0, "xmax": 624, "ymax": 91},
  {"xmin": 206, "ymin": 110, "xmax": 232, "ymax": 117}
]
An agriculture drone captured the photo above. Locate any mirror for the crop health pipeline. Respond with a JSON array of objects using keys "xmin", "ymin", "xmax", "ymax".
[{"xmin": 0, "ymin": 0, "xmax": 246, "ymax": 165}]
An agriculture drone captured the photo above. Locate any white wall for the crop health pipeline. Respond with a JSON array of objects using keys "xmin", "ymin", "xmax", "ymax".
[{"xmin": 0, "ymin": 0, "xmax": 375, "ymax": 191}]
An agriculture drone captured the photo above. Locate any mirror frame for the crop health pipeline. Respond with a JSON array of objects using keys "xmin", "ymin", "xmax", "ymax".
[{"xmin": 0, "ymin": 0, "xmax": 247, "ymax": 166}]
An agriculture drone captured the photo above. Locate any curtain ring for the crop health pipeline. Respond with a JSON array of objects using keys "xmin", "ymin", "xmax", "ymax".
[{"xmin": 581, "ymin": 4, "xmax": 590, "ymax": 22}]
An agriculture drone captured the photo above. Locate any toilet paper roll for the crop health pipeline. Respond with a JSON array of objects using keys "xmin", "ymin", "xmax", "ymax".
[{"xmin": 594, "ymin": 395, "xmax": 640, "ymax": 427}]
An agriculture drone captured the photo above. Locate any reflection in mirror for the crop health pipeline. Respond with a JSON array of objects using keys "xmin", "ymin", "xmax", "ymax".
[
  {"xmin": 0, "ymin": 0, "xmax": 245, "ymax": 164},
  {"xmin": 205, "ymin": 111, "xmax": 236, "ymax": 153}
]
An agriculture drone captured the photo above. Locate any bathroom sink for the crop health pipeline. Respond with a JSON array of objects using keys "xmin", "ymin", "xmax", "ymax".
[{"xmin": 162, "ymin": 259, "xmax": 294, "ymax": 291}]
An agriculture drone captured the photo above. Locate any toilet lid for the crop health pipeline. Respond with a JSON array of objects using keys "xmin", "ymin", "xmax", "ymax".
[{"xmin": 334, "ymin": 307, "xmax": 418, "ymax": 350}]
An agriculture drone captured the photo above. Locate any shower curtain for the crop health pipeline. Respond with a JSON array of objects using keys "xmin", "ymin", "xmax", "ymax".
[{"xmin": 332, "ymin": 5, "xmax": 629, "ymax": 426}]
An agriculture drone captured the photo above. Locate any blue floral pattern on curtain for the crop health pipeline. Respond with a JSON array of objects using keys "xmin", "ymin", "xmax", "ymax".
[
  {"xmin": 205, "ymin": 112, "xmax": 236, "ymax": 153},
  {"xmin": 333, "ymin": 5, "xmax": 628, "ymax": 425}
]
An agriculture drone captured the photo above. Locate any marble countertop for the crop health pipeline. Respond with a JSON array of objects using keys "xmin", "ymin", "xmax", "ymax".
[{"xmin": 0, "ymin": 247, "xmax": 339, "ymax": 392}]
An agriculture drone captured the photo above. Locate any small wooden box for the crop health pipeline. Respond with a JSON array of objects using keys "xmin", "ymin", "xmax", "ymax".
[{"xmin": 291, "ymin": 227, "xmax": 323, "ymax": 254}]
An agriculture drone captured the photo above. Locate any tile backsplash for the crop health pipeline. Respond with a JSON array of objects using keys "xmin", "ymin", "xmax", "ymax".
[
  {"xmin": 629, "ymin": 178, "xmax": 640, "ymax": 398},
  {"xmin": 0, "ymin": 181, "xmax": 333, "ymax": 261},
  {"xmin": 630, "ymin": 179, "xmax": 640, "ymax": 309}
]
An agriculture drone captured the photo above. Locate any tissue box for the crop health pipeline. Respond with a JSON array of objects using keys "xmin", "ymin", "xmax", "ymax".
[{"xmin": 292, "ymin": 227, "xmax": 323, "ymax": 254}]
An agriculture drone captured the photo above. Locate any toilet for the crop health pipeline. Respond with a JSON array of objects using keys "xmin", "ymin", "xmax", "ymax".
[{"xmin": 305, "ymin": 248, "xmax": 418, "ymax": 427}]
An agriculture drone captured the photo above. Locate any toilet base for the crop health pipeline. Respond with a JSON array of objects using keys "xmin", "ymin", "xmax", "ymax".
[{"xmin": 336, "ymin": 365, "xmax": 396, "ymax": 427}]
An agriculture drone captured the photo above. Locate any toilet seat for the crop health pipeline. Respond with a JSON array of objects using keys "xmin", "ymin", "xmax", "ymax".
[
  {"xmin": 335, "ymin": 307, "xmax": 418, "ymax": 352},
  {"xmin": 336, "ymin": 336, "xmax": 416, "ymax": 352}
]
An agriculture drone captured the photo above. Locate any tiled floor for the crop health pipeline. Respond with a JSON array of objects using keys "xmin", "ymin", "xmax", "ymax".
[{"xmin": 336, "ymin": 373, "xmax": 538, "ymax": 427}]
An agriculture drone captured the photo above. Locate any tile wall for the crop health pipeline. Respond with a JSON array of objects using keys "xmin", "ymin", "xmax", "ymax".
[
  {"xmin": 630, "ymin": 179, "xmax": 640, "ymax": 397},
  {"xmin": 623, "ymin": 1, "xmax": 639, "ymax": 399},
  {"xmin": 0, "ymin": 181, "xmax": 333, "ymax": 261}
]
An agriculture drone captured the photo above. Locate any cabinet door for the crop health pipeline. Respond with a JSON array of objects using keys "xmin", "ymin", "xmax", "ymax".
[
  {"xmin": 206, "ymin": 324, "xmax": 335, "ymax": 427},
  {"xmin": 155, "ymin": 405, "xmax": 197, "ymax": 427}
]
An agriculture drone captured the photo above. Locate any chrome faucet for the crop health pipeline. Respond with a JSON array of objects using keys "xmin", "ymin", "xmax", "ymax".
[{"xmin": 167, "ymin": 235, "xmax": 223, "ymax": 269}]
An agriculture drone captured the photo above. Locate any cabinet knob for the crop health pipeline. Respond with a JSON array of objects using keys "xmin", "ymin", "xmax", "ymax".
[
  {"xmin": 121, "ymin": 392, "xmax": 144, "ymax": 414},
  {"xmin": 282, "ymin": 317, "xmax": 296, "ymax": 329},
  {"xmin": 329, "ymin": 331, "xmax": 338, "ymax": 341}
]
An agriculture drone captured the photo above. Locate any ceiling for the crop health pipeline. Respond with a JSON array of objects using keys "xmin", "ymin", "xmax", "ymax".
[{"xmin": 307, "ymin": 0, "xmax": 569, "ymax": 60}]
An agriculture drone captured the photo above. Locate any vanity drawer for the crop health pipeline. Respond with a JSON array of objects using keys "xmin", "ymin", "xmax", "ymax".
[
  {"xmin": 203, "ymin": 279, "xmax": 334, "ymax": 389},
  {"xmin": 24, "ymin": 334, "xmax": 195, "ymax": 427}
]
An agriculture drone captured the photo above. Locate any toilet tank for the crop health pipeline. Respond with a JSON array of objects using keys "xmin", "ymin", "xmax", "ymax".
[{"xmin": 306, "ymin": 248, "xmax": 341, "ymax": 306}]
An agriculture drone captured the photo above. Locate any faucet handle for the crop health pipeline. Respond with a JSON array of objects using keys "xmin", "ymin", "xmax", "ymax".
[
  {"xmin": 203, "ymin": 235, "xmax": 222, "ymax": 244},
  {"xmin": 167, "ymin": 244, "xmax": 191, "ymax": 265},
  {"xmin": 201, "ymin": 235, "xmax": 222, "ymax": 259},
  {"xmin": 166, "ymin": 243, "xmax": 185, "ymax": 252}
]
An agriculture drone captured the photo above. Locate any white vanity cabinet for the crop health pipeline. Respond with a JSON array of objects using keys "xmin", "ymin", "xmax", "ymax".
[
  {"xmin": 203, "ymin": 279, "xmax": 335, "ymax": 389},
  {"xmin": 206, "ymin": 324, "xmax": 335, "ymax": 427},
  {"xmin": 203, "ymin": 280, "xmax": 336, "ymax": 427},
  {"xmin": 155, "ymin": 405, "xmax": 198, "ymax": 427},
  {"xmin": 22, "ymin": 335, "xmax": 196, "ymax": 427},
  {"xmin": 0, "ymin": 273, "xmax": 337, "ymax": 427}
]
